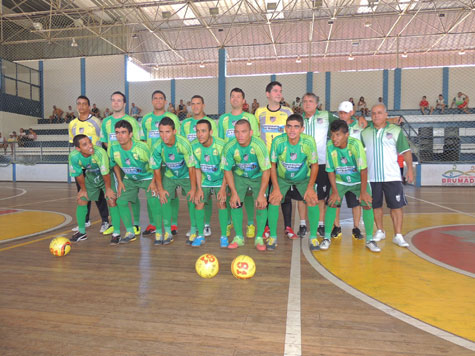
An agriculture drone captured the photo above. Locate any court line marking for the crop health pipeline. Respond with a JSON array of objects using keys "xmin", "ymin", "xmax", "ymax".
[
  {"xmin": 406, "ymin": 194, "xmax": 475, "ymax": 218},
  {"xmin": 301, "ymin": 237, "xmax": 475, "ymax": 351},
  {"xmin": 0, "ymin": 209, "xmax": 73, "ymax": 244},
  {"xmin": 9, "ymin": 196, "xmax": 74, "ymax": 208},
  {"xmin": 0, "ymin": 187, "xmax": 27, "ymax": 201},
  {"xmin": 284, "ymin": 238, "xmax": 301, "ymax": 356},
  {"xmin": 405, "ymin": 224, "xmax": 475, "ymax": 278},
  {"xmin": 0, "ymin": 219, "xmax": 101, "ymax": 252}
]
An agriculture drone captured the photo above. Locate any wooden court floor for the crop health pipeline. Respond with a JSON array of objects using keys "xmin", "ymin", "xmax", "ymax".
[{"xmin": 0, "ymin": 182, "xmax": 474, "ymax": 356}]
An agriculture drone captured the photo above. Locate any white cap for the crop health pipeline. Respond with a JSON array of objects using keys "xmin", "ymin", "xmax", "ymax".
[{"xmin": 338, "ymin": 101, "xmax": 353, "ymax": 113}]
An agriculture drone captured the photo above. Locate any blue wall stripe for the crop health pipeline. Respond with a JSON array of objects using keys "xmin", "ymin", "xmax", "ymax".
[
  {"xmin": 383, "ymin": 69, "xmax": 389, "ymax": 108},
  {"xmin": 306, "ymin": 72, "xmax": 313, "ymax": 94},
  {"xmin": 218, "ymin": 48, "xmax": 226, "ymax": 115},
  {"xmin": 394, "ymin": 68, "xmax": 402, "ymax": 110},
  {"xmin": 124, "ymin": 55, "xmax": 129, "ymax": 114},
  {"xmin": 39, "ymin": 61, "xmax": 44, "ymax": 118},
  {"xmin": 416, "ymin": 163, "xmax": 422, "ymax": 187},
  {"xmin": 442, "ymin": 67, "xmax": 449, "ymax": 104},
  {"xmin": 80, "ymin": 58, "xmax": 86, "ymax": 96},
  {"xmin": 271, "ymin": 74, "xmax": 276, "ymax": 82},
  {"xmin": 171, "ymin": 79, "xmax": 176, "ymax": 107},
  {"xmin": 325, "ymin": 72, "xmax": 331, "ymax": 111},
  {"xmin": 12, "ymin": 163, "xmax": 16, "ymax": 182}
]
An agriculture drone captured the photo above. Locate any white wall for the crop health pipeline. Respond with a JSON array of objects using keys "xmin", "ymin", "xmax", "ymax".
[
  {"xmin": 175, "ymin": 77, "xmax": 219, "ymax": 115},
  {"xmin": 128, "ymin": 80, "xmax": 171, "ymax": 116},
  {"xmin": 226, "ymin": 75, "xmax": 270, "ymax": 113},
  {"xmin": 401, "ymin": 67, "xmax": 443, "ymax": 110},
  {"xmin": 0, "ymin": 112, "xmax": 37, "ymax": 137},
  {"xmin": 276, "ymin": 73, "xmax": 306, "ymax": 106},
  {"xmin": 448, "ymin": 67, "xmax": 475, "ymax": 104}
]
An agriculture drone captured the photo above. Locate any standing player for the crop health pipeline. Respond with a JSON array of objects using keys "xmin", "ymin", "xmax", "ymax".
[
  {"xmin": 101, "ymin": 91, "xmax": 142, "ymax": 235},
  {"xmin": 152, "ymin": 117, "xmax": 196, "ymax": 245},
  {"xmin": 361, "ymin": 104, "xmax": 414, "ymax": 248},
  {"xmin": 222, "ymin": 120, "xmax": 270, "ymax": 250},
  {"xmin": 109, "ymin": 120, "xmax": 161, "ymax": 244},
  {"xmin": 68, "ymin": 95, "xmax": 110, "ymax": 234},
  {"xmin": 141, "ymin": 90, "xmax": 181, "ymax": 237},
  {"xmin": 192, "ymin": 120, "xmax": 228, "ymax": 247},
  {"xmin": 180, "ymin": 95, "xmax": 218, "ymax": 237},
  {"xmin": 218, "ymin": 87, "xmax": 260, "ymax": 239},
  {"xmin": 69, "ymin": 134, "xmax": 120, "ymax": 243},
  {"xmin": 268, "ymin": 114, "xmax": 319, "ymax": 251},
  {"xmin": 255, "ymin": 81, "xmax": 296, "ymax": 239},
  {"xmin": 317, "ymin": 120, "xmax": 380, "ymax": 252}
]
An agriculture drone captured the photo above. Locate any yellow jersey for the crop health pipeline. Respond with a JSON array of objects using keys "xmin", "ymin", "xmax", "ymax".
[
  {"xmin": 68, "ymin": 115, "xmax": 102, "ymax": 146},
  {"xmin": 254, "ymin": 105, "xmax": 293, "ymax": 151}
]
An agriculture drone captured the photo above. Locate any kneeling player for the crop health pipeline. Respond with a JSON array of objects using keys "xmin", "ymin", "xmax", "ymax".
[
  {"xmin": 69, "ymin": 134, "xmax": 120, "ymax": 242},
  {"xmin": 315, "ymin": 120, "xmax": 380, "ymax": 252},
  {"xmin": 268, "ymin": 114, "xmax": 319, "ymax": 250}
]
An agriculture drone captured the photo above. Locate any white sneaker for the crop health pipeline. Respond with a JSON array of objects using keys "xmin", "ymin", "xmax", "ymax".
[
  {"xmin": 99, "ymin": 222, "xmax": 110, "ymax": 233},
  {"xmin": 373, "ymin": 229, "xmax": 386, "ymax": 242},
  {"xmin": 366, "ymin": 240, "xmax": 381, "ymax": 252},
  {"xmin": 72, "ymin": 220, "xmax": 91, "ymax": 232},
  {"xmin": 204, "ymin": 224, "xmax": 212, "ymax": 237},
  {"xmin": 319, "ymin": 238, "xmax": 331, "ymax": 250},
  {"xmin": 393, "ymin": 234, "xmax": 409, "ymax": 247}
]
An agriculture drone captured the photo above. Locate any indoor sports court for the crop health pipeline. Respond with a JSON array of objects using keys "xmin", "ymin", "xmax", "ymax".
[{"xmin": 0, "ymin": 1, "xmax": 474, "ymax": 355}]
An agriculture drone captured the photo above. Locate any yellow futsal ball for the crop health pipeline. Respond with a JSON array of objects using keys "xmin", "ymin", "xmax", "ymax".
[
  {"xmin": 49, "ymin": 237, "xmax": 71, "ymax": 257},
  {"xmin": 195, "ymin": 254, "xmax": 219, "ymax": 279},
  {"xmin": 231, "ymin": 255, "xmax": 256, "ymax": 279}
]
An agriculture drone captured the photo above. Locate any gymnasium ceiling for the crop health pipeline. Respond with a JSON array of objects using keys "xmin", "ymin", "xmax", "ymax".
[{"xmin": 0, "ymin": 0, "xmax": 474, "ymax": 76}]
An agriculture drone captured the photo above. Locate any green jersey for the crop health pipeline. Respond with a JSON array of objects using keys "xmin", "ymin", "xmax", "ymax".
[
  {"xmin": 192, "ymin": 137, "xmax": 226, "ymax": 187},
  {"xmin": 69, "ymin": 146, "xmax": 109, "ymax": 180},
  {"xmin": 218, "ymin": 111, "xmax": 260, "ymax": 142},
  {"xmin": 348, "ymin": 117, "xmax": 363, "ymax": 141},
  {"xmin": 326, "ymin": 137, "xmax": 367, "ymax": 186},
  {"xmin": 303, "ymin": 110, "xmax": 339, "ymax": 164},
  {"xmin": 180, "ymin": 116, "xmax": 218, "ymax": 143},
  {"xmin": 141, "ymin": 112, "xmax": 180, "ymax": 149},
  {"xmin": 109, "ymin": 140, "xmax": 153, "ymax": 181},
  {"xmin": 100, "ymin": 114, "xmax": 141, "ymax": 146},
  {"xmin": 221, "ymin": 136, "xmax": 271, "ymax": 179},
  {"xmin": 150, "ymin": 135, "xmax": 194, "ymax": 179},
  {"xmin": 270, "ymin": 133, "xmax": 318, "ymax": 181}
]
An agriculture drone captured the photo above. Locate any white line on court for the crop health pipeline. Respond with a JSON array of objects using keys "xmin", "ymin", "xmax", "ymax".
[
  {"xmin": 301, "ymin": 236, "xmax": 475, "ymax": 352},
  {"xmin": 284, "ymin": 238, "xmax": 301, "ymax": 356},
  {"xmin": 0, "ymin": 187, "xmax": 27, "ymax": 201},
  {"xmin": 406, "ymin": 194, "xmax": 475, "ymax": 218}
]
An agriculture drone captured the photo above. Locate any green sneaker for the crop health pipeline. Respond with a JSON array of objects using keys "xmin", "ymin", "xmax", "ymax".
[
  {"xmin": 255, "ymin": 236, "xmax": 266, "ymax": 251},
  {"xmin": 227, "ymin": 236, "xmax": 244, "ymax": 249}
]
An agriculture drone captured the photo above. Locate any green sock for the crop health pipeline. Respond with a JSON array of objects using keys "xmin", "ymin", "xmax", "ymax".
[
  {"xmin": 268, "ymin": 204, "xmax": 279, "ymax": 238},
  {"xmin": 362, "ymin": 208, "xmax": 375, "ymax": 242},
  {"xmin": 204, "ymin": 199, "xmax": 212, "ymax": 225},
  {"xmin": 162, "ymin": 200, "xmax": 172, "ymax": 234},
  {"xmin": 147, "ymin": 200, "xmax": 153, "ymax": 225},
  {"xmin": 76, "ymin": 205, "xmax": 88, "ymax": 234},
  {"xmin": 147, "ymin": 197, "xmax": 162, "ymax": 230},
  {"xmin": 308, "ymin": 205, "xmax": 320, "ymax": 238},
  {"xmin": 188, "ymin": 200, "xmax": 196, "ymax": 233},
  {"xmin": 218, "ymin": 208, "xmax": 228, "ymax": 236},
  {"xmin": 171, "ymin": 197, "xmax": 179, "ymax": 225},
  {"xmin": 244, "ymin": 194, "xmax": 255, "ymax": 225},
  {"xmin": 324, "ymin": 207, "xmax": 337, "ymax": 239},
  {"xmin": 118, "ymin": 200, "xmax": 134, "ymax": 233},
  {"xmin": 256, "ymin": 208, "xmax": 268, "ymax": 238},
  {"xmin": 131, "ymin": 200, "xmax": 140, "ymax": 226},
  {"xmin": 227, "ymin": 204, "xmax": 232, "ymax": 225},
  {"xmin": 109, "ymin": 205, "xmax": 121, "ymax": 235},
  {"xmin": 231, "ymin": 207, "xmax": 244, "ymax": 237},
  {"xmin": 195, "ymin": 208, "xmax": 205, "ymax": 236}
]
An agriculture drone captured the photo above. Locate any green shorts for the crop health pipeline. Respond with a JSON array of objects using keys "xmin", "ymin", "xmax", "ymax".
[
  {"xmin": 163, "ymin": 176, "xmax": 192, "ymax": 198},
  {"xmin": 270, "ymin": 177, "xmax": 313, "ymax": 203},
  {"xmin": 234, "ymin": 174, "xmax": 263, "ymax": 202},
  {"xmin": 197, "ymin": 186, "xmax": 222, "ymax": 204},
  {"xmin": 84, "ymin": 174, "xmax": 106, "ymax": 201},
  {"xmin": 117, "ymin": 178, "xmax": 155, "ymax": 203},
  {"xmin": 330, "ymin": 183, "xmax": 372, "ymax": 207}
]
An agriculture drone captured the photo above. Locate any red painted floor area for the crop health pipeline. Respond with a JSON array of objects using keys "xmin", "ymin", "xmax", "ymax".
[{"xmin": 0, "ymin": 209, "xmax": 18, "ymax": 215}]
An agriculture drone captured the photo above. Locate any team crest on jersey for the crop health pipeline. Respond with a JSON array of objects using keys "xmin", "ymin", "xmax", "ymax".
[
  {"xmin": 232, "ymin": 120, "xmax": 237, "ymax": 127},
  {"xmin": 317, "ymin": 118, "xmax": 323, "ymax": 124},
  {"xmin": 79, "ymin": 127, "xmax": 84, "ymax": 133},
  {"xmin": 125, "ymin": 158, "xmax": 131, "ymax": 165},
  {"xmin": 168, "ymin": 153, "xmax": 175, "ymax": 161},
  {"xmin": 155, "ymin": 122, "xmax": 160, "ymax": 129},
  {"xmin": 395, "ymin": 194, "xmax": 401, "ymax": 202},
  {"xmin": 243, "ymin": 154, "xmax": 249, "ymax": 161},
  {"xmin": 270, "ymin": 116, "xmax": 276, "ymax": 122},
  {"xmin": 204, "ymin": 154, "xmax": 210, "ymax": 162},
  {"xmin": 341, "ymin": 157, "xmax": 348, "ymax": 164},
  {"xmin": 290, "ymin": 153, "xmax": 297, "ymax": 161},
  {"xmin": 386, "ymin": 133, "xmax": 393, "ymax": 139}
]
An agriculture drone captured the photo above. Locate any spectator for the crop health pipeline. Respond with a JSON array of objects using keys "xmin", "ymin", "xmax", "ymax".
[
  {"xmin": 315, "ymin": 96, "xmax": 323, "ymax": 111},
  {"xmin": 186, "ymin": 101, "xmax": 192, "ymax": 118},
  {"xmin": 168, "ymin": 102, "xmax": 176, "ymax": 114},
  {"xmin": 49, "ymin": 105, "xmax": 64, "ymax": 123},
  {"xmin": 242, "ymin": 99, "xmax": 250, "ymax": 112},
  {"xmin": 450, "ymin": 92, "xmax": 470, "ymax": 114},
  {"xmin": 420, "ymin": 96, "xmax": 430, "ymax": 115},
  {"xmin": 357, "ymin": 96, "xmax": 369, "ymax": 116},
  {"xmin": 0, "ymin": 133, "xmax": 7, "ymax": 154},
  {"xmin": 27, "ymin": 128, "xmax": 37, "ymax": 141},
  {"xmin": 349, "ymin": 97, "xmax": 355, "ymax": 106},
  {"xmin": 177, "ymin": 99, "xmax": 187, "ymax": 119},
  {"xmin": 430, "ymin": 94, "xmax": 446, "ymax": 114},
  {"xmin": 280, "ymin": 97, "xmax": 290, "ymax": 107},
  {"xmin": 251, "ymin": 98, "xmax": 259, "ymax": 114},
  {"xmin": 103, "ymin": 108, "xmax": 111, "ymax": 118},
  {"xmin": 91, "ymin": 103, "xmax": 101, "ymax": 118},
  {"xmin": 18, "ymin": 128, "xmax": 27, "ymax": 147},
  {"xmin": 129, "ymin": 102, "xmax": 142, "ymax": 119},
  {"xmin": 65, "ymin": 106, "xmax": 75, "ymax": 122},
  {"xmin": 7, "ymin": 131, "xmax": 18, "ymax": 153},
  {"xmin": 378, "ymin": 97, "xmax": 383, "ymax": 104},
  {"xmin": 292, "ymin": 97, "xmax": 302, "ymax": 114}
]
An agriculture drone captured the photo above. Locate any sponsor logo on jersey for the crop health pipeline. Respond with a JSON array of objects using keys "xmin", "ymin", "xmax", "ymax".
[{"xmin": 386, "ymin": 132, "xmax": 393, "ymax": 139}]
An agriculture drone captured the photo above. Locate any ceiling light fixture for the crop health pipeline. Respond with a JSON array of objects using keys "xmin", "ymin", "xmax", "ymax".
[
  {"xmin": 296, "ymin": 56, "xmax": 302, "ymax": 63},
  {"xmin": 246, "ymin": 59, "xmax": 253, "ymax": 66},
  {"xmin": 209, "ymin": 7, "xmax": 219, "ymax": 16},
  {"xmin": 401, "ymin": 52, "xmax": 408, "ymax": 58},
  {"xmin": 348, "ymin": 54, "xmax": 354, "ymax": 61},
  {"xmin": 71, "ymin": 38, "xmax": 78, "ymax": 47},
  {"xmin": 199, "ymin": 62, "xmax": 205, "ymax": 68},
  {"xmin": 459, "ymin": 48, "xmax": 465, "ymax": 55},
  {"xmin": 364, "ymin": 21, "xmax": 371, "ymax": 28},
  {"xmin": 32, "ymin": 22, "xmax": 43, "ymax": 31}
]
